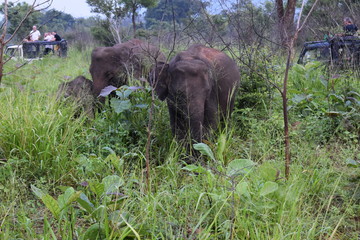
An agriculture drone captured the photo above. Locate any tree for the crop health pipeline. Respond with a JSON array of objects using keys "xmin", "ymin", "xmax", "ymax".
[
  {"xmin": 90, "ymin": 18, "xmax": 115, "ymax": 46},
  {"xmin": 275, "ymin": 0, "xmax": 297, "ymax": 46},
  {"xmin": 123, "ymin": 0, "xmax": 158, "ymax": 35},
  {"xmin": 145, "ymin": 0, "xmax": 203, "ymax": 28},
  {"xmin": 0, "ymin": 1, "xmax": 43, "ymax": 42},
  {"xmin": 86, "ymin": 0, "xmax": 157, "ymax": 36},
  {"xmin": 39, "ymin": 9, "xmax": 75, "ymax": 33},
  {"xmin": 299, "ymin": 0, "xmax": 360, "ymax": 41}
]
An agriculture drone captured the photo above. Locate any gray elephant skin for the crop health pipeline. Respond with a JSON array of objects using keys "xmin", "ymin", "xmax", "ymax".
[
  {"xmin": 90, "ymin": 39, "xmax": 166, "ymax": 101},
  {"xmin": 149, "ymin": 44, "xmax": 240, "ymax": 143},
  {"xmin": 57, "ymin": 75, "xmax": 94, "ymax": 117}
]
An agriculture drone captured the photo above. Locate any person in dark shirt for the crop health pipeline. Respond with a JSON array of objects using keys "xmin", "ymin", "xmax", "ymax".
[
  {"xmin": 52, "ymin": 31, "xmax": 62, "ymax": 41},
  {"xmin": 343, "ymin": 17, "xmax": 358, "ymax": 36},
  {"xmin": 52, "ymin": 31, "xmax": 62, "ymax": 54}
]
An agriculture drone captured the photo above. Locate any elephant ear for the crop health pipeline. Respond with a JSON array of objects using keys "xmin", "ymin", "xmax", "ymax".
[{"xmin": 149, "ymin": 62, "xmax": 169, "ymax": 101}]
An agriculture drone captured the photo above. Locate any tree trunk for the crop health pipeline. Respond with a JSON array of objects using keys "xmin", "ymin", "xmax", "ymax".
[
  {"xmin": 0, "ymin": 45, "xmax": 4, "ymax": 83},
  {"xmin": 132, "ymin": 7, "xmax": 136, "ymax": 37},
  {"xmin": 0, "ymin": 0, "xmax": 8, "ymax": 84},
  {"xmin": 282, "ymin": 47, "xmax": 292, "ymax": 179},
  {"xmin": 276, "ymin": 0, "xmax": 297, "ymax": 46}
]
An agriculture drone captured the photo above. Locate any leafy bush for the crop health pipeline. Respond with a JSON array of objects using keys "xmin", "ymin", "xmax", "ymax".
[
  {"xmin": 79, "ymin": 85, "xmax": 172, "ymax": 164},
  {"xmin": 288, "ymin": 63, "xmax": 360, "ymax": 143}
]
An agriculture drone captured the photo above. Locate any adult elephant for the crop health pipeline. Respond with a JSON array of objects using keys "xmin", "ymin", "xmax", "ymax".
[
  {"xmin": 90, "ymin": 39, "xmax": 166, "ymax": 101},
  {"xmin": 149, "ymin": 44, "xmax": 240, "ymax": 143}
]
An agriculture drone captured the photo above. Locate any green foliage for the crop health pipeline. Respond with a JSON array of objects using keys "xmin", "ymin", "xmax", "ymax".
[
  {"xmin": 145, "ymin": 0, "xmax": 204, "ymax": 28},
  {"xmin": 40, "ymin": 9, "xmax": 75, "ymax": 33},
  {"xmin": 226, "ymin": 158, "xmax": 256, "ymax": 176},
  {"xmin": 289, "ymin": 63, "xmax": 360, "ymax": 143},
  {"xmin": 236, "ymin": 46, "xmax": 278, "ymax": 115},
  {"xmin": 193, "ymin": 143, "xmax": 215, "ymax": 161},
  {"xmin": 302, "ymin": 0, "xmax": 360, "ymax": 40},
  {"xmin": 90, "ymin": 18, "xmax": 115, "ymax": 46},
  {"xmin": 87, "ymin": 0, "xmax": 157, "ymax": 36},
  {"xmin": 87, "ymin": 0, "xmax": 157, "ymax": 18}
]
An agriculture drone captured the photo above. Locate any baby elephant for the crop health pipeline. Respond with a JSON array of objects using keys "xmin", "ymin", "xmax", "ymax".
[
  {"xmin": 149, "ymin": 44, "xmax": 240, "ymax": 143},
  {"xmin": 57, "ymin": 76, "xmax": 95, "ymax": 117}
]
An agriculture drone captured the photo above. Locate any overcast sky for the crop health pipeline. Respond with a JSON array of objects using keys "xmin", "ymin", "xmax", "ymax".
[
  {"xmin": 11, "ymin": 0, "xmax": 268, "ymax": 18},
  {"xmin": 10, "ymin": 0, "xmax": 97, "ymax": 18}
]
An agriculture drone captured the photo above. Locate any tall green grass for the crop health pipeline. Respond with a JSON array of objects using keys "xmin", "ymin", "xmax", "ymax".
[
  {"xmin": 0, "ymin": 88, "xmax": 86, "ymax": 180},
  {"xmin": 0, "ymin": 49, "xmax": 358, "ymax": 239}
]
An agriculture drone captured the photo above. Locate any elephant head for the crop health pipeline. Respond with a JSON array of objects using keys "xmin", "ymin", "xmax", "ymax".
[
  {"xmin": 57, "ymin": 76, "xmax": 95, "ymax": 117},
  {"xmin": 90, "ymin": 46, "xmax": 131, "ymax": 99},
  {"xmin": 90, "ymin": 39, "xmax": 166, "ymax": 101},
  {"xmin": 57, "ymin": 76, "xmax": 93, "ymax": 99},
  {"xmin": 148, "ymin": 62, "xmax": 170, "ymax": 101}
]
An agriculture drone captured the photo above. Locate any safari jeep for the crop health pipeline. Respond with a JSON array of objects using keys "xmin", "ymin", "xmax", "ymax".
[
  {"xmin": 4, "ymin": 45, "xmax": 23, "ymax": 61},
  {"xmin": 298, "ymin": 36, "xmax": 360, "ymax": 67},
  {"xmin": 5, "ymin": 39, "xmax": 68, "ymax": 61}
]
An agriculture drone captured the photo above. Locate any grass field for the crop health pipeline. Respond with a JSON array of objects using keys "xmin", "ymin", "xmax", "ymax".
[{"xmin": 0, "ymin": 48, "xmax": 359, "ymax": 239}]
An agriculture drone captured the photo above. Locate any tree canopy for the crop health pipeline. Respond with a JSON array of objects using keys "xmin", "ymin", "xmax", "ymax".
[
  {"xmin": 0, "ymin": 2, "xmax": 42, "ymax": 41},
  {"xmin": 145, "ymin": 0, "xmax": 204, "ymax": 28},
  {"xmin": 39, "ymin": 9, "xmax": 75, "ymax": 33},
  {"xmin": 86, "ymin": 0, "xmax": 157, "ymax": 35}
]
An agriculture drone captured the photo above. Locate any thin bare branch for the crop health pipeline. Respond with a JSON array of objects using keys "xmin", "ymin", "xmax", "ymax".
[
  {"xmin": 0, "ymin": 0, "xmax": 9, "ymax": 42},
  {"xmin": 4, "ymin": 61, "xmax": 30, "ymax": 75},
  {"xmin": 297, "ymin": 0, "xmax": 320, "ymax": 33}
]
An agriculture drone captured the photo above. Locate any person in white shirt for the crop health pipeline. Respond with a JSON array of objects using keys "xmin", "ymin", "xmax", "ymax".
[
  {"xmin": 30, "ymin": 25, "xmax": 41, "ymax": 41},
  {"xmin": 44, "ymin": 32, "xmax": 55, "ymax": 55}
]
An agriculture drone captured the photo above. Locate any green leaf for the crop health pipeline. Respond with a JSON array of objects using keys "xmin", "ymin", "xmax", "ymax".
[
  {"xmin": 347, "ymin": 91, "xmax": 360, "ymax": 98},
  {"xmin": 31, "ymin": 184, "xmax": 46, "ymax": 199},
  {"xmin": 193, "ymin": 143, "xmax": 215, "ymax": 161},
  {"xmin": 66, "ymin": 190, "xmax": 82, "ymax": 206},
  {"xmin": 110, "ymin": 98, "xmax": 131, "ymax": 113},
  {"xmin": 291, "ymin": 94, "xmax": 307, "ymax": 104},
  {"xmin": 31, "ymin": 185, "xmax": 61, "ymax": 219},
  {"xmin": 182, "ymin": 164, "xmax": 206, "ymax": 174},
  {"xmin": 42, "ymin": 195, "xmax": 61, "ymax": 219},
  {"xmin": 216, "ymin": 134, "xmax": 227, "ymax": 162},
  {"xmin": 258, "ymin": 162, "xmax": 278, "ymax": 181},
  {"xmin": 102, "ymin": 175, "xmax": 124, "ymax": 194},
  {"xmin": 133, "ymin": 103, "xmax": 148, "ymax": 109},
  {"xmin": 102, "ymin": 147, "xmax": 116, "ymax": 155},
  {"xmin": 58, "ymin": 187, "xmax": 75, "ymax": 209},
  {"xmin": 226, "ymin": 159, "xmax": 256, "ymax": 177},
  {"xmin": 259, "ymin": 181, "xmax": 279, "ymax": 196},
  {"xmin": 77, "ymin": 193, "xmax": 95, "ymax": 213},
  {"xmin": 109, "ymin": 210, "xmax": 130, "ymax": 228},
  {"xmin": 115, "ymin": 86, "xmax": 133, "ymax": 99},
  {"xmin": 43, "ymin": 216, "xmax": 57, "ymax": 240},
  {"xmin": 83, "ymin": 223, "xmax": 106, "ymax": 240},
  {"xmin": 89, "ymin": 181, "xmax": 104, "ymax": 196},
  {"xmin": 346, "ymin": 158, "xmax": 359, "ymax": 168},
  {"xmin": 320, "ymin": 76, "xmax": 328, "ymax": 88},
  {"xmin": 236, "ymin": 181, "xmax": 250, "ymax": 197},
  {"xmin": 329, "ymin": 94, "xmax": 344, "ymax": 103}
]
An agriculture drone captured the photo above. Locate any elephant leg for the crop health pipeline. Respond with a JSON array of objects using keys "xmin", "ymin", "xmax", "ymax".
[{"xmin": 203, "ymin": 93, "xmax": 219, "ymax": 137}]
